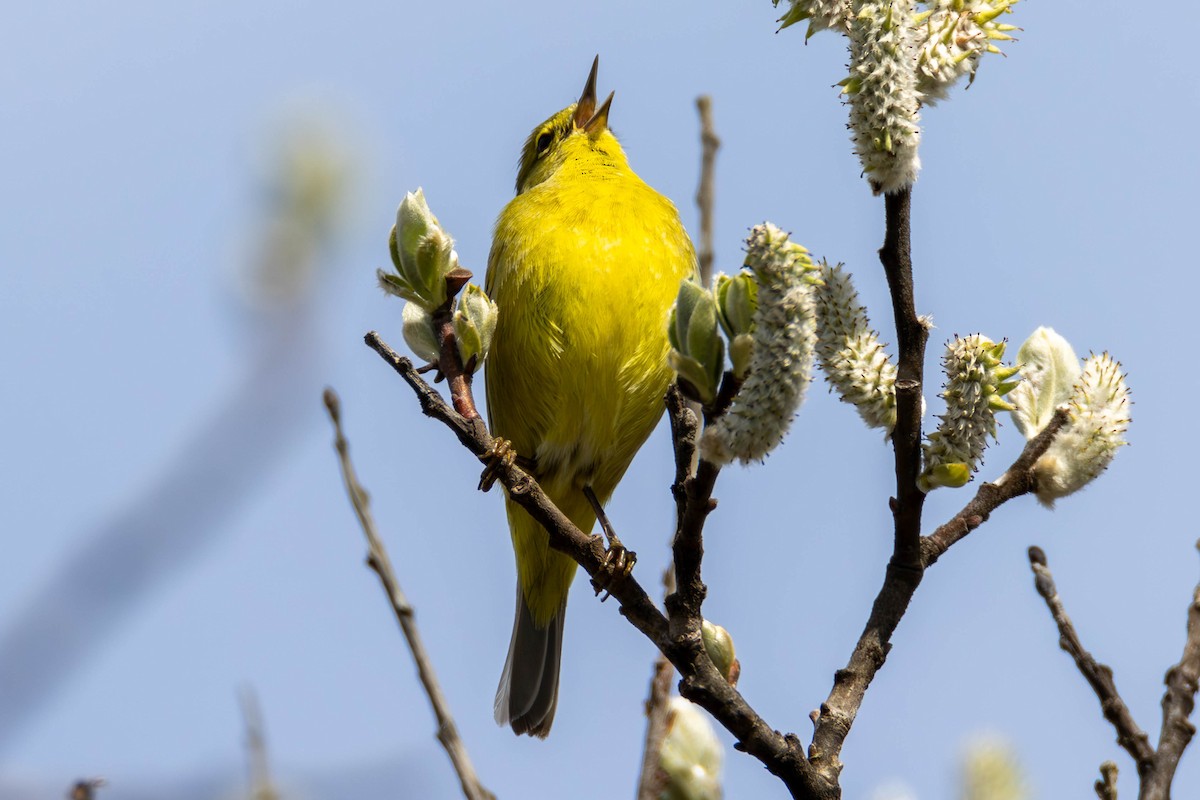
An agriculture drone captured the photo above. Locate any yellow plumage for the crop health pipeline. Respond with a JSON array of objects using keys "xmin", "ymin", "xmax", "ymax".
[{"xmin": 485, "ymin": 58, "xmax": 696, "ymax": 737}]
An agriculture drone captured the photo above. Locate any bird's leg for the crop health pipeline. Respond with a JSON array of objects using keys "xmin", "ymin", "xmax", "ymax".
[
  {"xmin": 477, "ymin": 438, "xmax": 517, "ymax": 492},
  {"xmin": 583, "ymin": 485, "xmax": 636, "ymax": 599}
]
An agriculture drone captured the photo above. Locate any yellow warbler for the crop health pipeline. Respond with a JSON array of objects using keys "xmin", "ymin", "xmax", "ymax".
[{"xmin": 485, "ymin": 57, "xmax": 697, "ymax": 737}]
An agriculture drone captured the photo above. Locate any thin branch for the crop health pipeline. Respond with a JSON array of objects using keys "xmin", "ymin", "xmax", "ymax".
[
  {"xmin": 364, "ymin": 333, "xmax": 666, "ymax": 637},
  {"xmin": 667, "ymin": 385, "xmax": 700, "ymax": 534},
  {"xmin": 694, "ymin": 95, "xmax": 720, "ymax": 286},
  {"xmin": 637, "ymin": 568, "xmax": 680, "ymax": 800},
  {"xmin": 364, "ymin": 332, "xmax": 833, "ymax": 800},
  {"xmin": 809, "ymin": 186, "xmax": 926, "ymax": 781},
  {"xmin": 68, "ymin": 779, "xmax": 106, "ymax": 800},
  {"xmin": 669, "ymin": 371, "xmax": 743, "ymax": 633},
  {"xmin": 921, "ymin": 408, "xmax": 1070, "ymax": 566},
  {"xmin": 323, "ymin": 387, "xmax": 494, "ymax": 800},
  {"xmin": 645, "ymin": 88, "xmax": 719, "ymax": 777},
  {"xmin": 1142, "ymin": 539, "xmax": 1200, "ymax": 799},
  {"xmin": 1096, "ymin": 761, "xmax": 1119, "ymax": 800},
  {"xmin": 809, "ymin": 408, "xmax": 1071, "ymax": 780},
  {"xmin": 239, "ymin": 687, "xmax": 280, "ymax": 800},
  {"xmin": 1026, "ymin": 546, "xmax": 1156, "ymax": 776},
  {"xmin": 879, "ymin": 188, "xmax": 927, "ymax": 570}
]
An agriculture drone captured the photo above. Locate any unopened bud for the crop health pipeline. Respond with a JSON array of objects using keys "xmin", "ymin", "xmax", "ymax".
[
  {"xmin": 1009, "ymin": 326, "xmax": 1080, "ymax": 440},
  {"xmin": 401, "ymin": 302, "xmax": 441, "ymax": 364},
  {"xmin": 701, "ymin": 620, "xmax": 739, "ymax": 685},
  {"xmin": 668, "ymin": 279, "xmax": 725, "ymax": 404},
  {"xmin": 378, "ymin": 188, "xmax": 459, "ymax": 310},
  {"xmin": 453, "ymin": 284, "xmax": 498, "ymax": 372},
  {"xmin": 715, "ymin": 272, "xmax": 758, "ymax": 379}
]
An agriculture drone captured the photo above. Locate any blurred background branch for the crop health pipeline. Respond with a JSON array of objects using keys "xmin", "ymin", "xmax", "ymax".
[{"xmin": 0, "ymin": 118, "xmax": 352, "ymax": 755}]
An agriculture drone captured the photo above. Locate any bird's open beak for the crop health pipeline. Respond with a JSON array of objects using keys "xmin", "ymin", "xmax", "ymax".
[
  {"xmin": 573, "ymin": 56, "xmax": 604, "ymax": 130},
  {"xmin": 583, "ymin": 91, "xmax": 614, "ymax": 134}
]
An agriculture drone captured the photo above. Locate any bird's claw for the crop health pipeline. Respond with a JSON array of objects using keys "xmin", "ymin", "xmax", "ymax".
[
  {"xmin": 591, "ymin": 540, "xmax": 636, "ymax": 601},
  {"xmin": 478, "ymin": 438, "xmax": 516, "ymax": 492}
]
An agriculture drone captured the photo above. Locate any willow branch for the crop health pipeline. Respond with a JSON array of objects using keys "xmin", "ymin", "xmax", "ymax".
[
  {"xmin": 637, "ymin": 568, "xmax": 680, "ymax": 800},
  {"xmin": 69, "ymin": 780, "xmax": 106, "ymax": 800},
  {"xmin": 240, "ymin": 687, "xmax": 280, "ymax": 800},
  {"xmin": 695, "ymin": 95, "xmax": 720, "ymax": 286},
  {"xmin": 365, "ymin": 332, "xmax": 833, "ymax": 799},
  {"xmin": 809, "ymin": 185, "xmax": 924, "ymax": 781},
  {"xmin": 635, "ymin": 388, "xmax": 698, "ymax": 800},
  {"xmin": 921, "ymin": 409, "xmax": 1069, "ymax": 566},
  {"xmin": 323, "ymin": 387, "xmax": 494, "ymax": 800},
  {"xmin": 809, "ymin": 408, "xmax": 1071, "ymax": 781},
  {"xmin": 878, "ymin": 187, "xmax": 927, "ymax": 569},
  {"xmin": 1027, "ymin": 546, "xmax": 1155, "ymax": 776},
  {"xmin": 1142, "ymin": 540, "xmax": 1200, "ymax": 799}
]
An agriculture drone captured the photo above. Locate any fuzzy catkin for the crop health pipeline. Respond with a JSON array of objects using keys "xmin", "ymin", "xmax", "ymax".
[
  {"xmin": 813, "ymin": 261, "xmax": 898, "ymax": 431},
  {"xmin": 919, "ymin": 334, "xmax": 1015, "ymax": 490},
  {"xmin": 701, "ymin": 224, "xmax": 818, "ymax": 466},
  {"xmin": 846, "ymin": 0, "xmax": 923, "ymax": 194},
  {"xmin": 914, "ymin": 0, "xmax": 1019, "ymax": 103},
  {"xmin": 776, "ymin": 0, "xmax": 853, "ymax": 36},
  {"xmin": 1033, "ymin": 353, "xmax": 1130, "ymax": 506}
]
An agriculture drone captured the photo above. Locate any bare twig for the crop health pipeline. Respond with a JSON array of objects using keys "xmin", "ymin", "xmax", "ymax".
[
  {"xmin": 1095, "ymin": 761, "xmax": 1119, "ymax": 800},
  {"xmin": 667, "ymin": 385, "xmax": 701, "ymax": 534},
  {"xmin": 809, "ymin": 407, "xmax": 1071, "ymax": 780},
  {"xmin": 1026, "ymin": 546, "xmax": 1155, "ymax": 775},
  {"xmin": 695, "ymin": 95, "xmax": 720, "ymax": 286},
  {"xmin": 364, "ymin": 332, "xmax": 831, "ymax": 800},
  {"xmin": 879, "ymin": 187, "xmax": 926, "ymax": 569},
  {"xmin": 921, "ymin": 409, "xmax": 1069, "ymax": 566},
  {"xmin": 1142, "ymin": 540, "xmax": 1200, "ymax": 799},
  {"xmin": 1027, "ymin": 541, "xmax": 1200, "ymax": 800},
  {"xmin": 323, "ymin": 387, "xmax": 494, "ymax": 800},
  {"xmin": 240, "ymin": 687, "xmax": 280, "ymax": 800},
  {"xmin": 810, "ymin": 187, "xmax": 926, "ymax": 781},
  {"xmin": 68, "ymin": 779, "xmax": 105, "ymax": 800},
  {"xmin": 637, "ymin": 568, "xmax": 680, "ymax": 800}
]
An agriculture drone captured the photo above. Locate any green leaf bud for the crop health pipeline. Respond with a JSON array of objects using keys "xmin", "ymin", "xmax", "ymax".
[
  {"xmin": 668, "ymin": 279, "xmax": 725, "ymax": 404},
  {"xmin": 453, "ymin": 284, "xmax": 499, "ymax": 372},
  {"xmin": 1009, "ymin": 326, "xmax": 1080, "ymax": 440},
  {"xmin": 378, "ymin": 188, "xmax": 459, "ymax": 310},
  {"xmin": 401, "ymin": 302, "xmax": 441, "ymax": 364},
  {"xmin": 701, "ymin": 620, "xmax": 739, "ymax": 685}
]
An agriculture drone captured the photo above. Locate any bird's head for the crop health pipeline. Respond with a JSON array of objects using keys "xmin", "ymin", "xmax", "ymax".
[{"xmin": 514, "ymin": 56, "xmax": 624, "ymax": 194}]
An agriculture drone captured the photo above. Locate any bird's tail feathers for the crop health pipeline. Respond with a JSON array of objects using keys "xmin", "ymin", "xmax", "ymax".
[{"xmin": 494, "ymin": 586, "xmax": 566, "ymax": 738}]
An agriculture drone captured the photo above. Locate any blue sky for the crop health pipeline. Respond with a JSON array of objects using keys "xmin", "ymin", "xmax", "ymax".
[{"xmin": 2, "ymin": 2, "xmax": 1196, "ymax": 798}]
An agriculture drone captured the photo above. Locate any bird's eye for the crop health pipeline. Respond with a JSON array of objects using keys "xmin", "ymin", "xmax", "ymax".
[{"xmin": 535, "ymin": 131, "xmax": 553, "ymax": 155}]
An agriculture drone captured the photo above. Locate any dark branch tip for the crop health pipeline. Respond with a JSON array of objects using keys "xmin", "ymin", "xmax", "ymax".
[
  {"xmin": 323, "ymin": 386, "xmax": 341, "ymax": 420},
  {"xmin": 444, "ymin": 267, "xmax": 473, "ymax": 299},
  {"xmin": 1028, "ymin": 545, "xmax": 1047, "ymax": 567}
]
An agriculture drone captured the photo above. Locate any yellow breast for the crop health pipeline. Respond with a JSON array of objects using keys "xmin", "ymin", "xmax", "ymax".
[{"xmin": 485, "ymin": 140, "xmax": 696, "ymax": 495}]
